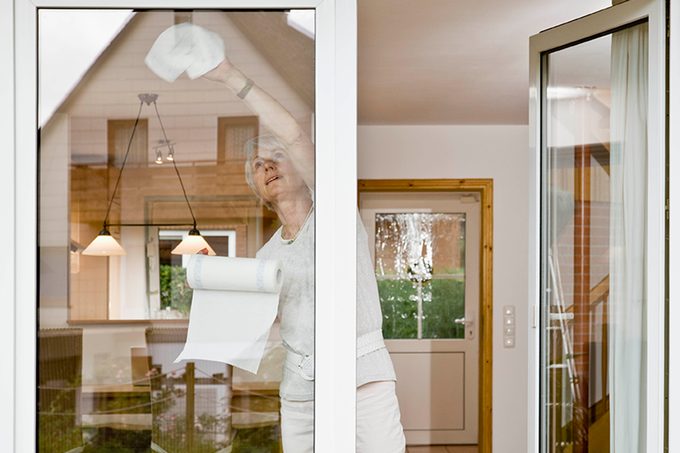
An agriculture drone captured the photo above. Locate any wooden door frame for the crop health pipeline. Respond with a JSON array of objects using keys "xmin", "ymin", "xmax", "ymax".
[{"xmin": 358, "ymin": 178, "xmax": 493, "ymax": 453}]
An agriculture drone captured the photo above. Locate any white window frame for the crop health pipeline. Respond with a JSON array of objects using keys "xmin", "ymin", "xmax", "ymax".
[
  {"xmin": 528, "ymin": 0, "xmax": 668, "ymax": 451},
  {"xmin": 4, "ymin": 1, "xmax": 357, "ymax": 452},
  {"xmin": 668, "ymin": 2, "xmax": 680, "ymax": 452},
  {"xmin": 0, "ymin": 0, "xmax": 16, "ymax": 449},
  {"xmin": 159, "ymin": 229, "xmax": 238, "ymax": 265}
]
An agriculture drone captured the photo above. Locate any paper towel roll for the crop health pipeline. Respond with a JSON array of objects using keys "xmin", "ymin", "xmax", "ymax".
[
  {"xmin": 174, "ymin": 255, "xmax": 282, "ymax": 374},
  {"xmin": 186, "ymin": 255, "xmax": 282, "ymax": 293}
]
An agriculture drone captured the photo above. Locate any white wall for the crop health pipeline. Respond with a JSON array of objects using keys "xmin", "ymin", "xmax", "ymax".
[{"xmin": 358, "ymin": 124, "xmax": 530, "ymax": 453}]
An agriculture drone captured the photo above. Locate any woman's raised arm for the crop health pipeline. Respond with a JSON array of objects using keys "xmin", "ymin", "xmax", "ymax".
[{"xmin": 204, "ymin": 60, "xmax": 315, "ymax": 189}]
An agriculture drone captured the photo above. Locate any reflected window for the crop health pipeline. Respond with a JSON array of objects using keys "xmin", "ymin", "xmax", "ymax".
[
  {"xmin": 156, "ymin": 230, "xmax": 236, "ymax": 318},
  {"xmin": 108, "ymin": 119, "xmax": 149, "ymax": 167},
  {"xmin": 217, "ymin": 116, "xmax": 258, "ymax": 162}
]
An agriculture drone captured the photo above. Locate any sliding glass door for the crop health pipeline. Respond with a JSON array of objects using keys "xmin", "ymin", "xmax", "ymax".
[
  {"xmin": 530, "ymin": 1, "xmax": 666, "ymax": 452},
  {"xmin": 10, "ymin": 1, "xmax": 358, "ymax": 452}
]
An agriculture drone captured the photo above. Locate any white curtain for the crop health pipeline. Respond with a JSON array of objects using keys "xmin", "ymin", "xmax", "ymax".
[{"xmin": 609, "ymin": 22, "xmax": 648, "ymax": 453}]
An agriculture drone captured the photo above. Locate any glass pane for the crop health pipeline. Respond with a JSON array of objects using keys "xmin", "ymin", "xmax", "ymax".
[
  {"xmin": 39, "ymin": 9, "xmax": 315, "ymax": 452},
  {"xmin": 377, "ymin": 278, "xmax": 419, "ymax": 339},
  {"xmin": 374, "ymin": 213, "xmax": 466, "ymax": 340},
  {"xmin": 423, "ymin": 214, "xmax": 466, "ymax": 339},
  {"xmin": 541, "ymin": 21, "xmax": 648, "ymax": 453}
]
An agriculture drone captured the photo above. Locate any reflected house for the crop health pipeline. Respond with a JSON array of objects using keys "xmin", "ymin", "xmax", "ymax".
[{"xmin": 38, "ymin": 10, "xmax": 312, "ymax": 452}]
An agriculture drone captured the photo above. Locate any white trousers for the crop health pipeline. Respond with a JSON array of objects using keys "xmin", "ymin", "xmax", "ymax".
[{"xmin": 280, "ymin": 380, "xmax": 406, "ymax": 453}]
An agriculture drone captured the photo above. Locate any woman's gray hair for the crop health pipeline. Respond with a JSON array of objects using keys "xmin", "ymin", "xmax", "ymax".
[{"xmin": 243, "ymin": 134, "xmax": 287, "ymax": 209}]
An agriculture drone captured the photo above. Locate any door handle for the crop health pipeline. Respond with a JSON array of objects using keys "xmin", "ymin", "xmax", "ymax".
[{"xmin": 454, "ymin": 317, "xmax": 475, "ymax": 339}]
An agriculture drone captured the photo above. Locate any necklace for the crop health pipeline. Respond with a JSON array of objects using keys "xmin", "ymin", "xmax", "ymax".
[{"xmin": 281, "ymin": 205, "xmax": 314, "ymax": 243}]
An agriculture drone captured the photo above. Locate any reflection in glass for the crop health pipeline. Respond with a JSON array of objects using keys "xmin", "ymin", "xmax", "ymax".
[
  {"xmin": 157, "ymin": 230, "xmax": 234, "ymax": 317},
  {"xmin": 375, "ymin": 213, "xmax": 466, "ymax": 340},
  {"xmin": 39, "ymin": 9, "xmax": 314, "ymax": 452},
  {"xmin": 542, "ymin": 22, "xmax": 648, "ymax": 453}
]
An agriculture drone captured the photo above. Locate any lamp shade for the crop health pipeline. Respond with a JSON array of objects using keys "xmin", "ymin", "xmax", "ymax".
[
  {"xmin": 171, "ymin": 230, "xmax": 216, "ymax": 255},
  {"xmin": 82, "ymin": 229, "xmax": 126, "ymax": 256}
]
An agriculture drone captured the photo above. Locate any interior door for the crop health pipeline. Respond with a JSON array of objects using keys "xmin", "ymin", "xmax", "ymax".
[
  {"xmin": 529, "ymin": 1, "xmax": 666, "ymax": 452},
  {"xmin": 360, "ymin": 191, "xmax": 480, "ymax": 445}
]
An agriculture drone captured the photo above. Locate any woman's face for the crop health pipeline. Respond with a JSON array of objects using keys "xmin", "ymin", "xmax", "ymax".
[{"xmin": 251, "ymin": 147, "xmax": 307, "ymax": 206}]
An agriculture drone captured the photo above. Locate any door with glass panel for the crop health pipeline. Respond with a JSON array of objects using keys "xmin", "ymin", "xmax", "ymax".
[
  {"xmin": 37, "ymin": 9, "xmax": 317, "ymax": 452},
  {"xmin": 360, "ymin": 191, "xmax": 480, "ymax": 444},
  {"xmin": 530, "ymin": 0, "xmax": 666, "ymax": 452}
]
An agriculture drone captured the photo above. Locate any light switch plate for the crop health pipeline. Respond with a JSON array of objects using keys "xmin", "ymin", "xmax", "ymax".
[{"xmin": 502, "ymin": 305, "xmax": 516, "ymax": 348}]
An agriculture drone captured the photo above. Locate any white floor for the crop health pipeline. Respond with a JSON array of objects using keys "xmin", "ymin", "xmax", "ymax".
[{"xmin": 407, "ymin": 446, "xmax": 478, "ymax": 453}]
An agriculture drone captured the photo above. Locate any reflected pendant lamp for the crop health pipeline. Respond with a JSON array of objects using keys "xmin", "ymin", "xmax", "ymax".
[
  {"xmin": 171, "ymin": 228, "xmax": 216, "ymax": 256},
  {"xmin": 82, "ymin": 93, "xmax": 213, "ymax": 256},
  {"xmin": 82, "ymin": 227, "xmax": 126, "ymax": 256}
]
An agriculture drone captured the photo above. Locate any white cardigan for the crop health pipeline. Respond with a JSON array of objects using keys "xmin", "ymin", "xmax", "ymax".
[{"xmin": 257, "ymin": 211, "xmax": 396, "ymax": 402}]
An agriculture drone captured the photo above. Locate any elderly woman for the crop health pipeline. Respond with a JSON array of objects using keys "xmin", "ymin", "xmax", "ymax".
[{"xmin": 199, "ymin": 46, "xmax": 405, "ymax": 453}]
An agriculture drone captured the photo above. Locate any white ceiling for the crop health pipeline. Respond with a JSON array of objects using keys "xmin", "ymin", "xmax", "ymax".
[{"xmin": 357, "ymin": 0, "xmax": 611, "ymax": 125}]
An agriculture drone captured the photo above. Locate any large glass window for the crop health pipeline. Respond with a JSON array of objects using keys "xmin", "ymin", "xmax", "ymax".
[
  {"xmin": 39, "ymin": 9, "xmax": 315, "ymax": 451},
  {"xmin": 541, "ymin": 21, "xmax": 648, "ymax": 452}
]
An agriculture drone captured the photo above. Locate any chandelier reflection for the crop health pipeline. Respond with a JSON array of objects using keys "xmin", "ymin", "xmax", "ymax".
[{"xmin": 83, "ymin": 93, "xmax": 215, "ymax": 257}]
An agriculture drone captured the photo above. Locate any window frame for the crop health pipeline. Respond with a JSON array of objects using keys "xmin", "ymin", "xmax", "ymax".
[
  {"xmin": 670, "ymin": 2, "xmax": 680, "ymax": 451},
  {"xmin": 0, "ymin": 0, "xmax": 15, "ymax": 447},
  {"xmin": 8, "ymin": 1, "xmax": 357, "ymax": 452},
  {"xmin": 528, "ymin": 0, "xmax": 667, "ymax": 451}
]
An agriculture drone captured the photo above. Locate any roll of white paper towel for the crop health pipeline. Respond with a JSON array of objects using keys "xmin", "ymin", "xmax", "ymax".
[{"xmin": 174, "ymin": 254, "xmax": 283, "ymax": 374}]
